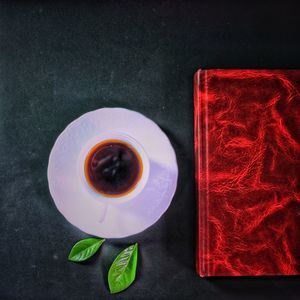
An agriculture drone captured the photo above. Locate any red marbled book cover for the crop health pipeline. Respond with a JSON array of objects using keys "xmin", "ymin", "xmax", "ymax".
[{"xmin": 194, "ymin": 69, "xmax": 300, "ymax": 277}]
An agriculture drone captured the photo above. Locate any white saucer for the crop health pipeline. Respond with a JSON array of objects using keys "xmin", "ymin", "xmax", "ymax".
[{"xmin": 47, "ymin": 108, "xmax": 178, "ymax": 238}]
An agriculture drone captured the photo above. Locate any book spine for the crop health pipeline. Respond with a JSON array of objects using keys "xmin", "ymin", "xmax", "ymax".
[{"xmin": 194, "ymin": 69, "xmax": 209, "ymax": 277}]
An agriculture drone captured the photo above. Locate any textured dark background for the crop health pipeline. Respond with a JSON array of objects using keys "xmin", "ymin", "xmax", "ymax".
[{"xmin": 1, "ymin": 1, "xmax": 300, "ymax": 299}]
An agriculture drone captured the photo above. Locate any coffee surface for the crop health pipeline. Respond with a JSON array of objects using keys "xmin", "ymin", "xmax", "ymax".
[{"xmin": 84, "ymin": 140, "xmax": 142, "ymax": 197}]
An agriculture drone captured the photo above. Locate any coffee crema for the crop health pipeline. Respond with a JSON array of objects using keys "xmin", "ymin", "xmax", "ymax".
[{"xmin": 84, "ymin": 139, "xmax": 143, "ymax": 197}]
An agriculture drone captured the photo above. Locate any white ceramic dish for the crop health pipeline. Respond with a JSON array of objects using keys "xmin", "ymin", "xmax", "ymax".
[{"xmin": 47, "ymin": 108, "xmax": 178, "ymax": 238}]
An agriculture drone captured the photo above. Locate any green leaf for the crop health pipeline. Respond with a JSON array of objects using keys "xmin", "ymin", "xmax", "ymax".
[
  {"xmin": 68, "ymin": 238, "xmax": 105, "ymax": 262},
  {"xmin": 108, "ymin": 243, "xmax": 138, "ymax": 294}
]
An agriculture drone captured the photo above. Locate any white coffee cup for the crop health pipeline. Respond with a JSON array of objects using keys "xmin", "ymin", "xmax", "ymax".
[{"xmin": 78, "ymin": 131, "xmax": 150, "ymax": 204}]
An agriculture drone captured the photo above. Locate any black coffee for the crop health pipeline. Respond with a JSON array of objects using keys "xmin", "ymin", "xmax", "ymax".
[{"xmin": 84, "ymin": 140, "xmax": 142, "ymax": 197}]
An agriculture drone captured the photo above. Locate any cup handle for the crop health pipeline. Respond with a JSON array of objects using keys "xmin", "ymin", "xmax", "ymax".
[{"xmin": 98, "ymin": 203, "xmax": 108, "ymax": 223}]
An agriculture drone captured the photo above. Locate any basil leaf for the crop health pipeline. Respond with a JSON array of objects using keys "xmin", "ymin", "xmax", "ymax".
[
  {"xmin": 108, "ymin": 243, "xmax": 138, "ymax": 294},
  {"xmin": 68, "ymin": 238, "xmax": 105, "ymax": 262}
]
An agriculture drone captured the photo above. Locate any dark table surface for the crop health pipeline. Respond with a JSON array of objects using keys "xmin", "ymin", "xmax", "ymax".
[{"xmin": 1, "ymin": 1, "xmax": 300, "ymax": 299}]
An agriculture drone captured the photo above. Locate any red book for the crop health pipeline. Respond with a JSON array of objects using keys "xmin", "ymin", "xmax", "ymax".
[{"xmin": 194, "ymin": 69, "xmax": 300, "ymax": 277}]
